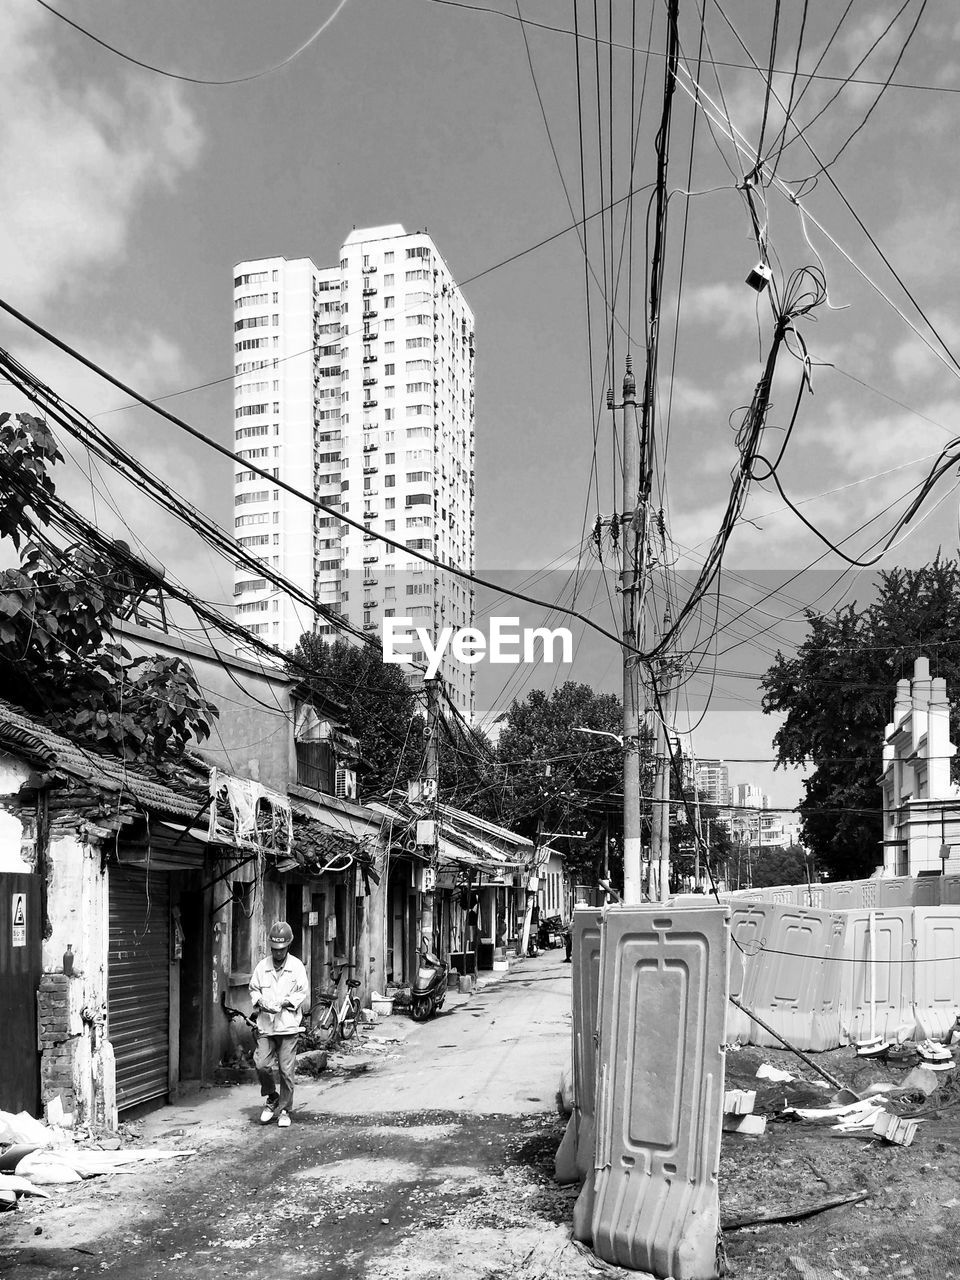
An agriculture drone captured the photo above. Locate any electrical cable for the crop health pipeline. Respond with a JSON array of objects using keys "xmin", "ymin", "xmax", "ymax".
[
  {"xmin": 0, "ymin": 295, "xmax": 643, "ymax": 658},
  {"xmin": 33, "ymin": 0, "xmax": 352, "ymax": 86}
]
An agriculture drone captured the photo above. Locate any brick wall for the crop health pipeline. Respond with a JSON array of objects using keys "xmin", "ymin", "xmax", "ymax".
[{"xmin": 37, "ymin": 971, "xmax": 78, "ymax": 1117}]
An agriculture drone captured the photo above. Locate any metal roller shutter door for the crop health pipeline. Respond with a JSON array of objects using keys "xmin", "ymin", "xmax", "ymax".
[{"xmin": 108, "ymin": 867, "xmax": 170, "ymax": 1111}]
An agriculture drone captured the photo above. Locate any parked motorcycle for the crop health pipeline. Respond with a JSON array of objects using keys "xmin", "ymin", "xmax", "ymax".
[
  {"xmin": 538, "ymin": 914, "xmax": 565, "ymax": 950},
  {"xmin": 411, "ymin": 948, "xmax": 448, "ymax": 1022}
]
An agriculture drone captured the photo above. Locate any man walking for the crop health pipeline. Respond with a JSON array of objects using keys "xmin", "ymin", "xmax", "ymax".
[{"xmin": 249, "ymin": 921, "xmax": 308, "ymax": 1128}]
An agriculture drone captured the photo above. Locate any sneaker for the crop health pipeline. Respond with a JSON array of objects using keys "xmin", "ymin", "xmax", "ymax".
[
  {"xmin": 277, "ymin": 1110, "xmax": 291, "ymax": 1129},
  {"xmin": 259, "ymin": 1106, "xmax": 277, "ymax": 1124}
]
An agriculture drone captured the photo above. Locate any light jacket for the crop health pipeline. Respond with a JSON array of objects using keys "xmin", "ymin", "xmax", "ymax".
[{"xmin": 249, "ymin": 953, "xmax": 309, "ymax": 1037}]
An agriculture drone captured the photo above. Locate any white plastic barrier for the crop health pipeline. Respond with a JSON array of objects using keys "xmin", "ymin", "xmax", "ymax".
[
  {"xmin": 578, "ymin": 905, "xmax": 730, "ymax": 1279},
  {"xmin": 912, "ymin": 907, "xmax": 960, "ymax": 1040},
  {"xmin": 566, "ymin": 909, "xmax": 602, "ymax": 1182},
  {"xmin": 731, "ymin": 904, "xmax": 846, "ymax": 1051},
  {"xmin": 840, "ymin": 910, "xmax": 914, "ymax": 1044}
]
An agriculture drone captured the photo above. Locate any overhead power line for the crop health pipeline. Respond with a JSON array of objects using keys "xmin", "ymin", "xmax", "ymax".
[
  {"xmin": 0, "ymin": 295, "xmax": 635, "ymax": 658},
  {"xmin": 419, "ymin": 0, "xmax": 960, "ymax": 96},
  {"xmin": 33, "ymin": 0, "xmax": 352, "ymax": 86}
]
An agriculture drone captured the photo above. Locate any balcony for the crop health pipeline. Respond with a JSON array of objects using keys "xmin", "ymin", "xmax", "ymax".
[
  {"xmin": 362, "ymin": 576, "xmax": 378, "ymax": 587},
  {"xmin": 362, "ymin": 309, "xmax": 378, "ymax": 320},
  {"xmin": 363, "ymin": 554, "xmax": 377, "ymax": 564},
  {"xmin": 363, "ymin": 376, "xmax": 377, "ymax": 387},
  {"xmin": 363, "ymin": 354, "xmax": 378, "ymax": 364},
  {"xmin": 362, "ymin": 442, "xmax": 378, "ymax": 453},
  {"xmin": 363, "ymin": 622, "xmax": 377, "ymax": 631},
  {"xmin": 363, "ymin": 600, "xmax": 377, "ymax": 610},
  {"xmin": 363, "ymin": 465, "xmax": 378, "ymax": 475},
  {"xmin": 362, "ymin": 287, "xmax": 377, "ymax": 298},
  {"xmin": 363, "ymin": 399, "xmax": 378, "ymax": 409}
]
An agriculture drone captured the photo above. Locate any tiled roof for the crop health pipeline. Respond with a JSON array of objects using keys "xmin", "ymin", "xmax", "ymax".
[{"xmin": 0, "ymin": 701, "xmax": 204, "ymax": 820}]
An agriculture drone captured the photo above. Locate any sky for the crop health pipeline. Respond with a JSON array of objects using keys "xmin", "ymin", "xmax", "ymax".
[{"xmin": 3, "ymin": 0, "xmax": 960, "ymax": 809}]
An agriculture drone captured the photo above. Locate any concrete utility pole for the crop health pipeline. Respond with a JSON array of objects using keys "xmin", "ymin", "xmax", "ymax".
[
  {"xmin": 418, "ymin": 677, "xmax": 440, "ymax": 952},
  {"xmin": 620, "ymin": 357, "xmax": 645, "ymax": 905},
  {"xmin": 649, "ymin": 664, "xmax": 677, "ymax": 904},
  {"xmin": 518, "ymin": 816, "xmax": 542, "ymax": 959}
]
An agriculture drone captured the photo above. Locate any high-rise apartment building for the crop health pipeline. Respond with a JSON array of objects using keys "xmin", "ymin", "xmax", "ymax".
[
  {"xmin": 232, "ymin": 225, "xmax": 476, "ymax": 717},
  {"xmin": 691, "ymin": 759, "xmax": 730, "ymax": 808}
]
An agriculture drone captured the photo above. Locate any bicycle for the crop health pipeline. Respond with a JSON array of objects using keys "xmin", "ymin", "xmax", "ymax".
[{"xmin": 310, "ymin": 963, "xmax": 362, "ymax": 1046}]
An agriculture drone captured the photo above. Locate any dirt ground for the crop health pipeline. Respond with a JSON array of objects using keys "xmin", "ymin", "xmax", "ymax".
[
  {"xmin": 719, "ymin": 1042, "xmax": 960, "ymax": 1280},
  {"xmin": 2, "ymin": 957, "xmax": 959, "ymax": 1279}
]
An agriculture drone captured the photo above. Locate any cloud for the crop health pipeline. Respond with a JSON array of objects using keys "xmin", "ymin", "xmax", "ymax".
[
  {"xmin": 676, "ymin": 282, "xmax": 764, "ymax": 340},
  {"xmin": 660, "ymin": 376, "xmax": 719, "ymax": 417},
  {"xmin": 0, "ymin": 1, "xmax": 202, "ymax": 308}
]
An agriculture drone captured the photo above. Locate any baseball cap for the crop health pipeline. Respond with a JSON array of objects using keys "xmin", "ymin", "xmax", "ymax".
[{"xmin": 269, "ymin": 921, "xmax": 294, "ymax": 947}]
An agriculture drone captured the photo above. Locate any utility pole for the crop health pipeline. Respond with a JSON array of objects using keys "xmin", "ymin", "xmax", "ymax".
[
  {"xmin": 519, "ymin": 815, "xmax": 542, "ymax": 958},
  {"xmin": 619, "ymin": 357, "xmax": 645, "ymax": 905},
  {"xmin": 417, "ymin": 677, "xmax": 440, "ymax": 953},
  {"xmin": 649, "ymin": 663, "xmax": 676, "ymax": 903}
]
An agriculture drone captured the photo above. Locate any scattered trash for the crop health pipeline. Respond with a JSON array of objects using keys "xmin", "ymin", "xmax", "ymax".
[
  {"xmin": 873, "ymin": 1112, "xmax": 918, "ymax": 1147},
  {"xmin": 13, "ymin": 1146, "xmax": 195, "ymax": 1186},
  {"xmin": 0, "ymin": 1144, "xmax": 43, "ymax": 1172},
  {"xmin": 46, "ymin": 1094, "xmax": 74, "ymax": 1130},
  {"xmin": 723, "ymin": 1189, "xmax": 871, "ymax": 1231},
  {"xmin": 723, "ymin": 1089, "xmax": 756, "ymax": 1115},
  {"xmin": 917, "ymin": 1039, "xmax": 955, "ymax": 1070},
  {"xmin": 0, "ymin": 1173, "xmax": 52, "ymax": 1199},
  {"xmin": 723, "ymin": 1114, "xmax": 767, "ymax": 1136},
  {"xmin": 898, "ymin": 1066, "xmax": 942, "ymax": 1097},
  {"xmin": 0, "ymin": 1110, "xmax": 60, "ymax": 1148},
  {"xmin": 756, "ymin": 1064, "xmax": 795, "ymax": 1083}
]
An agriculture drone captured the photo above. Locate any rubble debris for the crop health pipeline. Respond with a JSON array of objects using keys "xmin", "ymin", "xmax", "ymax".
[
  {"xmin": 873, "ymin": 1112, "xmax": 918, "ymax": 1147},
  {"xmin": 916, "ymin": 1039, "xmax": 956, "ymax": 1070},
  {"xmin": 296, "ymin": 1049, "xmax": 328, "ymax": 1077},
  {"xmin": 13, "ymin": 1146, "xmax": 196, "ymax": 1186},
  {"xmin": 723, "ymin": 1089, "xmax": 756, "ymax": 1115},
  {"xmin": 0, "ymin": 1174, "xmax": 52, "ymax": 1200},
  {"xmin": 0, "ymin": 1144, "xmax": 43, "ymax": 1172},
  {"xmin": 898, "ymin": 1066, "xmax": 942, "ymax": 1097},
  {"xmin": 45, "ymin": 1095, "xmax": 73, "ymax": 1130},
  {"xmin": 723, "ymin": 1114, "xmax": 767, "ymax": 1136},
  {"xmin": 0, "ymin": 1111, "xmax": 62, "ymax": 1148},
  {"xmin": 722, "ymin": 1189, "xmax": 871, "ymax": 1231},
  {"xmin": 757, "ymin": 1064, "xmax": 795, "ymax": 1083}
]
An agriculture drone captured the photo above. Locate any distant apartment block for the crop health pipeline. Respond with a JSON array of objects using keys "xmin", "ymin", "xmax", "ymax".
[
  {"xmin": 232, "ymin": 225, "xmax": 476, "ymax": 717},
  {"xmin": 691, "ymin": 759, "xmax": 730, "ymax": 808}
]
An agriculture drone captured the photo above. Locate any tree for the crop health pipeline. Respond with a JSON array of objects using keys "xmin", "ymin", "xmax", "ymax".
[
  {"xmin": 290, "ymin": 633, "xmax": 426, "ymax": 797},
  {"xmin": 761, "ymin": 557, "xmax": 960, "ymax": 879},
  {"xmin": 494, "ymin": 682, "xmax": 639, "ymax": 885},
  {"xmin": 751, "ymin": 843, "xmax": 812, "ymax": 890},
  {"xmin": 0, "ymin": 413, "xmax": 216, "ymax": 762}
]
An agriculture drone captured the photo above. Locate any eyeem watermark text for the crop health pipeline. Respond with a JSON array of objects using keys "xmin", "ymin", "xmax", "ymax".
[{"xmin": 383, "ymin": 617, "xmax": 573, "ymax": 678}]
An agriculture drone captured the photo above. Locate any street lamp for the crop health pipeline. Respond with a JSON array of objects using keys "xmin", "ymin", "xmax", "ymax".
[{"xmin": 573, "ymin": 726, "xmax": 624, "ymax": 746}]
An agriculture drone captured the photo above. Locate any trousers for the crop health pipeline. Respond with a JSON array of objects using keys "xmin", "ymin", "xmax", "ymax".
[{"xmin": 254, "ymin": 1033, "xmax": 298, "ymax": 1112}]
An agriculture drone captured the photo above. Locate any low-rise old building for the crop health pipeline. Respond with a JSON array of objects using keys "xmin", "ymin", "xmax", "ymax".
[{"xmin": 881, "ymin": 654, "xmax": 960, "ymax": 876}]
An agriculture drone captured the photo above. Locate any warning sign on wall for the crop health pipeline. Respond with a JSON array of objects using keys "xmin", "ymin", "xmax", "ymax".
[{"xmin": 12, "ymin": 892, "xmax": 26, "ymax": 947}]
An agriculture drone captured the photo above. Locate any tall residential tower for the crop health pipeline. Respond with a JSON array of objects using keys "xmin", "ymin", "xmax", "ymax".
[{"xmin": 232, "ymin": 225, "xmax": 476, "ymax": 717}]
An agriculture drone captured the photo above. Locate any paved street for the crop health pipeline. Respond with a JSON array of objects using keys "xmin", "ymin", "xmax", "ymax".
[{"xmin": 1, "ymin": 952, "xmax": 616, "ymax": 1280}]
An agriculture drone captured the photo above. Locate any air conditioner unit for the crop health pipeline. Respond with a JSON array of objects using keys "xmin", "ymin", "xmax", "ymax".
[{"xmin": 334, "ymin": 767, "xmax": 357, "ymax": 800}]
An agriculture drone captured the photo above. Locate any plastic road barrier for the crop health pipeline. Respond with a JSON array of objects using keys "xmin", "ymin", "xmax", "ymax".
[{"xmin": 579, "ymin": 904, "xmax": 730, "ymax": 1279}]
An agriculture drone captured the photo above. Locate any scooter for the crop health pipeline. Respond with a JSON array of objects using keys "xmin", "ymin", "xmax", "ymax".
[{"xmin": 411, "ymin": 947, "xmax": 448, "ymax": 1022}]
